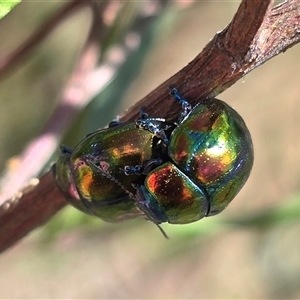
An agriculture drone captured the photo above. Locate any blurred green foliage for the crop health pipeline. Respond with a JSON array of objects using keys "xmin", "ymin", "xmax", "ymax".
[{"xmin": 0, "ymin": 0, "xmax": 20, "ymax": 19}]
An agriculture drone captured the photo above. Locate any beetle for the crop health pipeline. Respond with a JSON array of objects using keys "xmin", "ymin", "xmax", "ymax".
[
  {"xmin": 54, "ymin": 110, "xmax": 174, "ymax": 223},
  {"xmin": 132, "ymin": 88, "xmax": 254, "ymax": 225},
  {"xmin": 54, "ymin": 87, "xmax": 253, "ymax": 232}
]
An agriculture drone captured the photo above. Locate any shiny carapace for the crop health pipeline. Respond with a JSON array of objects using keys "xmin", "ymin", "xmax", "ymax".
[{"xmin": 54, "ymin": 88, "xmax": 253, "ymax": 230}]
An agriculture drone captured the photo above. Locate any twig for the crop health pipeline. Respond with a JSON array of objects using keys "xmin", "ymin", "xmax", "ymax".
[
  {"xmin": 0, "ymin": 172, "xmax": 66, "ymax": 253},
  {"xmin": 120, "ymin": 0, "xmax": 299, "ymax": 123}
]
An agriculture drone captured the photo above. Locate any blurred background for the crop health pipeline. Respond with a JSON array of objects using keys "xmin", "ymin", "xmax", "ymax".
[{"xmin": 1, "ymin": 1, "xmax": 300, "ymax": 298}]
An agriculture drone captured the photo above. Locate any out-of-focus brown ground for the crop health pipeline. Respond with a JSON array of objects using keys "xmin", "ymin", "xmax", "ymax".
[{"xmin": 1, "ymin": 2, "xmax": 300, "ymax": 298}]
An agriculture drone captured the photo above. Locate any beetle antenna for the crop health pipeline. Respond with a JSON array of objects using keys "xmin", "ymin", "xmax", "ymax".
[
  {"xmin": 169, "ymin": 86, "xmax": 192, "ymax": 123},
  {"xmin": 156, "ymin": 223, "xmax": 169, "ymax": 239}
]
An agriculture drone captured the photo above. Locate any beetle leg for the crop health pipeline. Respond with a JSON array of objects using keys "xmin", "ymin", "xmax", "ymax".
[
  {"xmin": 169, "ymin": 87, "xmax": 192, "ymax": 123},
  {"xmin": 136, "ymin": 118, "xmax": 169, "ymax": 146},
  {"xmin": 60, "ymin": 146, "xmax": 73, "ymax": 154},
  {"xmin": 108, "ymin": 120, "xmax": 122, "ymax": 128},
  {"xmin": 123, "ymin": 165, "xmax": 144, "ymax": 176},
  {"xmin": 139, "ymin": 107, "xmax": 148, "ymax": 119},
  {"xmin": 142, "ymin": 158, "xmax": 163, "ymax": 174},
  {"xmin": 123, "ymin": 158, "xmax": 163, "ymax": 176}
]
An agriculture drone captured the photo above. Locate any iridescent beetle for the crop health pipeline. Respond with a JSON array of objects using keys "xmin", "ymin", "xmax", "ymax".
[
  {"xmin": 54, "ymin": 88, "xmax": 253, "ymax": 233},
  {"xmin": 133, "ymin": 88, "xmax": 254, "ymax": 225},
  {"xmin": 55, "ymin": 114, "xmax": 171, "ymax": 223}
]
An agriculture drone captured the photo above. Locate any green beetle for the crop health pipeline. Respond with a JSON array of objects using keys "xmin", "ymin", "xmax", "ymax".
[
  {"xmin": 134, "ymin": 88, "xmax": 253, "ymax": 224},
  {"xmin": 55, "ymin": 88, "xmax": 253, "ymax": 232}
]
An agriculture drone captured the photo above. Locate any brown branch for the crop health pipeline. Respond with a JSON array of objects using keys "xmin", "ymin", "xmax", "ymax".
[
  {"xmin": 1, "ymin": 0, "xmax": 300, "ymax": 253},
  {"xmin": 246, "ymin": 0, "xmax": 300, "ymax": 71},
  {"xmin": 0, "ymin": 171, "xmax": 66, "ymax": 253},
  {"xmin": 120, "ymin": 0, "xmax": 273, "ymax": 122},
  {"xmin": 120, "ymin": 0, "xmax": 299, "ymax": 123}
]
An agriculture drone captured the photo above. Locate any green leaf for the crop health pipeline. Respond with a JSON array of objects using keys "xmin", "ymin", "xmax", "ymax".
[{"xmin": 0, "ymin": 0, "xmax": 20, "ymax": 20}]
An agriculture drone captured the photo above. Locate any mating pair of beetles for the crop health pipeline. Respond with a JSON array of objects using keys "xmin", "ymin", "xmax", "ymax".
[{"xmin": 55, "ymin": 88, "xmax": 253, "ymax": 233}]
